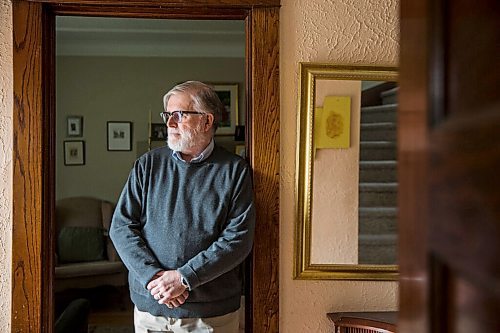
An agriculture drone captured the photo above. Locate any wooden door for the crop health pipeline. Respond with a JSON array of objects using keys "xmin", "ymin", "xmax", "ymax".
[{"xmin": 399, "ymin": 0, "xmax": 500, "ymax": 332}]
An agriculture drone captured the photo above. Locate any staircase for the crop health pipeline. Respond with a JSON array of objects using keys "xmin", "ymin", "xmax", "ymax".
[{"xmin": 358, "ymin": 86, "xmax": 398, "ymax": 265}]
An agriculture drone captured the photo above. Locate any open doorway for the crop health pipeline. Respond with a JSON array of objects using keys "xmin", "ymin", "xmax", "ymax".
[
  {"xmin": 12, "ymin": 2, "xmax": 279, "ymax": 332},
  {"xmin": 54, "ymin": 16, "xmax": 247, "ymax": 330}
]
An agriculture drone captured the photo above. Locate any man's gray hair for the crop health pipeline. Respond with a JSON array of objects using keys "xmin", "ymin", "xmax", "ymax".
[{"xmin": 163, "ymin": 81, "xmax": 224, "ymax": 133}]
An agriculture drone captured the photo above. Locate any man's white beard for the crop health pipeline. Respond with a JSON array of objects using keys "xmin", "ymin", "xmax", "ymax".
[{"xmin": 167, "ymin": 123, "xmax": 205, "ymax": 152}]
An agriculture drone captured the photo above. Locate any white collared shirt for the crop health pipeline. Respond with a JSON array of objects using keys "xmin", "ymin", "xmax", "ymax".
[{"xmin": 172, "ymin": 139, "xmax": 214, "ymax": 163}]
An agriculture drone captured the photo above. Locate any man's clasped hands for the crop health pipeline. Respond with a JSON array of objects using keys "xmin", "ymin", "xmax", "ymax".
[{"xmin": 147, "ymin": 270, "xmax": 189, "ymax": 309}]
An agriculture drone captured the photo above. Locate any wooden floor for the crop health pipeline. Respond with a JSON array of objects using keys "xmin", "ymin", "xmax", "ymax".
[
  {"xmin": 55, "ymin": 285, "xmax": 134, "ymax": 327},
  {"xmin": 89, "ymin": 309, "xmax": 133, "ymax": 327}
]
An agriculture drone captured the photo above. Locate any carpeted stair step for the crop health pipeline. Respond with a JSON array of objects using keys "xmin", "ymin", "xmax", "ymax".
[
  {"xmin": 359, "ymin": 207, "xmax": 398, "ymax": 235},
  {"xmin": 358, "ymin": 234, "xmax": 397, "ymax": 265},
  {"xmin": 359, "ymin": 161, "xmax": 397, "ymax": 183},
  {"xmin": 360, "ymin": 122, "xmax": 396, "ymax": 141},
  {"xmin": 380, "ymin": 87, "xmax": 399, "ymax": 105},
  {"xmin": 359, "ymin": 182, "xmax": 398, "ymax": 207},
  {"xmin": 360, "ymin": 104, "xmax": 397, "ymax": 123},
  {"xmin": 360, "ymin": 141, "xmax": 397, "ymax": 161}
]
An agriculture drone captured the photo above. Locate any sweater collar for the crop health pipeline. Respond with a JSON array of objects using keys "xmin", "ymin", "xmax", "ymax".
[{"xmin": 172, "ymin": 139, "xmax": 214, "ymax": 163}]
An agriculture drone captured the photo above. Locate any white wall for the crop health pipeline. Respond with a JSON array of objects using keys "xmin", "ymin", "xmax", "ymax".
[
  {"xmin": 279, "ymin": 0, "xmax": 399, "ymax": 332},
  {"xmin": 0, "ymin": 0, "xmax": 400, "ymax": 331},
  {"xmin": 311, "ymin": 80, "xmax": 361, "ymax": 264}
]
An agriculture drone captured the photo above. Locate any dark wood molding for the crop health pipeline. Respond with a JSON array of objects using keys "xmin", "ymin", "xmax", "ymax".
[
  {"xmin": 12, "ymin": 1, "xmax": 49, "ymax": 332},
  {"xmin": 11, "ymin": 2, "xmax": 280, "ymax": 332},
  {"xmin": 248, "ymin": 7, "xmax": 280, "ymax": 333},
  {"xmin": 327, "ymin": 312, "xmax": 397, "ymax": 332},
  {"xmin": 23, "ymin": 0, "xmax": 280, "ymax": 7},
  {"xmin": 42, "ymin": 6, "xmax": 57, "ymax": 331},
  {"xmin": 51, "ymin": 5, "xmax": 249, "ymax": 18}
]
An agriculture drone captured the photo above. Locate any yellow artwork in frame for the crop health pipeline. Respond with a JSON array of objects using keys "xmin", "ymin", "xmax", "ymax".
[{"xmin": 314, "ymin": 96, "xmax": 351, "ymax": 150}]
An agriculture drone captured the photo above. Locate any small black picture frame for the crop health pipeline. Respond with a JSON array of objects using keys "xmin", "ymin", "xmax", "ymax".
[
  {"xmin": 67, "ymin": 116, "xmax": 83, "ymax": 137},
  {"xmin": 150, "ymin": 123, "xmax": 167, "ymax": 141},
  {"xmin": 107, "ymin": 121, "xmax": 133, "ymax": 151},
  {"xmin": 63, "ymin": 140, "xmax": 85, "ymax": 166}
]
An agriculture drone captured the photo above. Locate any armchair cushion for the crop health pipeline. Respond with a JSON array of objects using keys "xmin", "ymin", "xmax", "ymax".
[
  {"xmin": 54, "ymin": 197, "xmax": 127, "ymax": 292},
  {"xmin": 58, "ymin": 226, "xmax": 105, "ymax": 263}
]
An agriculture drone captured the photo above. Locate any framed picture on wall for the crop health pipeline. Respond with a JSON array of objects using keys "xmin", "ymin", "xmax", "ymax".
[
  {"xmin": 150, "ymin": 123, "xmax": 167, "ymax": 141},
  {"xmin": 67, "ymin": 116, "xmax": 83, "ymax": 137},
  {"xmin": 211, "ymin": 83, "xmax": 239, "ymax": 135},
  {"xmin": 107, "ymin": 121, "xmax": 133, "ymax": 151},
  {"xmin": 64, "ymin": 140, "xmax": 85, "ymax": 166}
]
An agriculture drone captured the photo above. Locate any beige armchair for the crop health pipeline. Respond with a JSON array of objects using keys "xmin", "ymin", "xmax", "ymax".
[{"xmin": 55, "ymin": 197, "xmax": 127, "ymax": 293}]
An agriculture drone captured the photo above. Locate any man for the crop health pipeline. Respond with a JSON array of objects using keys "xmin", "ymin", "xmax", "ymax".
[{"xmin": 110, "ymin": 81, "xmax": 255, "ymax": 332}]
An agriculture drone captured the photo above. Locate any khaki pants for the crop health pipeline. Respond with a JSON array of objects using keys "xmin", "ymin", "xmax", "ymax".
[{"xmin": 134, "ymin": 306, "xmax": 240, "ymax": 333}]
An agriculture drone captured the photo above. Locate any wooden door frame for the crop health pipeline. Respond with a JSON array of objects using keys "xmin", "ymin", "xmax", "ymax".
[{"xmin": 12, "ymin": 1, "xmax": 280, "ymax": 332}]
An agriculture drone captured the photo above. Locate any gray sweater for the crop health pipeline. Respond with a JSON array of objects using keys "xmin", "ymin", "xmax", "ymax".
[{"xmin": 110, "ymin": 144, "xmax": 255, "ymax": 318}]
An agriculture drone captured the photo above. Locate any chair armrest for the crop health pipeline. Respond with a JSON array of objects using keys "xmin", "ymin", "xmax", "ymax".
[
  {"xmin": 55, "ymin": 298, "xmax": 90, "ymax": 333},
  {"xmin": 105, "ymin": 235, "xmax": 121, "ymax": 262},
  {"xmin": 101, "ymin": 200, "xmax": 121, "ymax": 261}
]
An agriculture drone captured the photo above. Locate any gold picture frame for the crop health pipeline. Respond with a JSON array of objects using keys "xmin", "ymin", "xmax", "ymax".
[{"xmin": 294, "ymin": 63, "xmax": 399, "ymax": 280}]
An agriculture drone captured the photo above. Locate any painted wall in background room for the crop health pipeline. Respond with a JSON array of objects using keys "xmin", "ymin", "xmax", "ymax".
[
  {"xmin": 56, "ymin": 56, "xmax": 245, "ymax": 203},
  {"xmin": 279, "ymin": 0, "xmax": 399, "ymax": 332}
]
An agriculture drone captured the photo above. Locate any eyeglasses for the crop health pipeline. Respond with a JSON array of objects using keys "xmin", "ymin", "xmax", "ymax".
[{"xmin": 159, "ymin": 110, "xmax": 205, "ymax": 124}]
